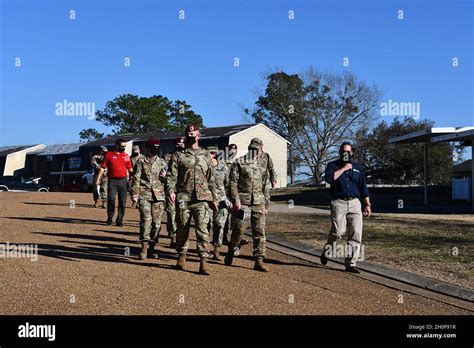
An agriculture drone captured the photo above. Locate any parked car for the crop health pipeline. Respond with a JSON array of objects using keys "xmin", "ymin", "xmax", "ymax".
[
  {"xmin": 80, "ymin": 168, "xmax": 95, "ymax": 192},
  {"xmin": 0, "ymin": 176, "xmax": 49, "ymax": 192}
]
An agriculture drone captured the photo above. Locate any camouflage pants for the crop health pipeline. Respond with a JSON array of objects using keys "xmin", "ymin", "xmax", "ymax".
[
  {"xmin": 230, "ymin": 204, "xmax": 266, "ymax": 258},
  {"xmin": 212, "ymin": 207, "xmax": 229, "ymax": 246},
  {"xmin": 100, "ymin": 176, "xmax": 108, "ymax": 201},
  {"xmin": 165, "ymin": 199, "xmax": 177, "ymax": 237},
  {"xmin": 176, "ymin": 200, "xmax": 211, "ymax": 258},
  {"xmin": 139, "ymin": 199, "xmax": 165, "ymax": 242}
]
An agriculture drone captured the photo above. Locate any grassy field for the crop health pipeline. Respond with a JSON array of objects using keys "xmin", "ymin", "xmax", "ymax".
[{"xmin": 267, "ymin": 187, "xmax": 474, "ymax": 289}]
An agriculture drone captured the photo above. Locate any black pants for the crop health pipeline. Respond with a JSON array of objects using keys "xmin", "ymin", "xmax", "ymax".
[{"xmin": 107, "ymin": 178, "xmax": 128, "ymax": 222}]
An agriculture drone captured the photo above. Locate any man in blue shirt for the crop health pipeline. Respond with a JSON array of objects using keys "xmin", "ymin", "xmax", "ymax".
[{"xmin": 321, "ymin": 142, "xmax": 372, "ymax": 273}]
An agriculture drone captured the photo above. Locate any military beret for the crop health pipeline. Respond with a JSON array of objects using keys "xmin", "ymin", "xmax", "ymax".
[
  {"xmin": 174, "ymin": 137, "xmax": 185, "ymax": 145},
  {"xmin": 146, "ymin": 137, "xmax": 160, "ymax": 148},
  {"xmin": 184, "ymin": 124, "xmax": 199, "ymax": 132}
]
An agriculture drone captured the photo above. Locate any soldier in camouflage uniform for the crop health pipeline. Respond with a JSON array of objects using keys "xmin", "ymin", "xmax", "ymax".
[
  {"xmin": 252, "ymin": 138, "xmax": 278, "ymax": 190},
  {"xmin": 207, "ymin": 146, "xmax": 232, "ymax": 261},
  {"xmin": 91, "ymin": 146, "xmax": 108, "ymax": 208},
  {"xmin": 129, "ymin": 145, "xmax": 145, "ymax": 209},
  {"xmin": 166, "ymin": 124, "xmax": 218, "ymax": 275},
  {"xmin": 165, "ymin": 137, "xmax": 185, "ymax": 248},
  {"xmin": 225, "ymin": 138, "xmax": 271, "ymax": 272},
  {"xmin": 131, "ymin": 138, "xmax": 167, "ymax": 260},
  {"xmin": 99, "ymin": 168, "xmax": 108, "ymax": 208}
]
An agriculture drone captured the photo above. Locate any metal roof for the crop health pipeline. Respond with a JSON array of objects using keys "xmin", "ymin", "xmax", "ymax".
[
  {"xmin": 431, "ymin": 127, "xmax": 474, "ymax": 143},
  {"xmin": 29, "ymin": 143, "xmax": 82, "ymax": 156},
  {"xmin": 0, "ymin": 144, "xmax": 42, "ymax": 157},
  {"xmin": 389, "ymin": 127, "xmax": 458, "ymax": 144},
  {"xmin": 81, "ymin": 124, "xmax": 257, "ymax": 148}
]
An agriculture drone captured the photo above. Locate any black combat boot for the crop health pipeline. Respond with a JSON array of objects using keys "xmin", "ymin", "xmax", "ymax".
[
  {"xmin": 169, "ymin": 235, "xmax": 176, "ymax": 248},
  {"xmin": 224, "ymin": 246, "xmax": 234, "ymax": 266}
]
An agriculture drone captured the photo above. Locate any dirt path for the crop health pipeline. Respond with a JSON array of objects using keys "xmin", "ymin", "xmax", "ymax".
[{"xmin": 0, "ymin": 192, "xmax": 471, "ymax": 315}]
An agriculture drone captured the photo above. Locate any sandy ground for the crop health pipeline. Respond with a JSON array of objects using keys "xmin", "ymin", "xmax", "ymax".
[{"xmin": 0, "ymin": 192, "xmax": 471, "ymax": 315}]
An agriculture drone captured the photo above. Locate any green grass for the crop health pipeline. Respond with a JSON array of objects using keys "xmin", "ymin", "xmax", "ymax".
[{"xmin": 267, "ymin": 211, "xmax": 474, "ymax": 287}]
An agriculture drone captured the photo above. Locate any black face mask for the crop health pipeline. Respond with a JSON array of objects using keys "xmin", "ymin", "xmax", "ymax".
[
  {"xmin": 118, "ymin": 147, "xmax": 126, "ymax": 153},
  {"xmin": 185, "ymin": 136, "xmax": 196, "ymax": 145},
  {"xmin": 340, "ymin": 151, "xmax": 351, "ymax": 162},
  {"xmin": 151, "ymin": 147, "xmax": 160, "ymax": 156},
  {"xmin": 131, "ymin": 151, "xmax": 139, "ymax": 157}
]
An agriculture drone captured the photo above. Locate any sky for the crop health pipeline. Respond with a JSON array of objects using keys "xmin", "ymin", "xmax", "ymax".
[{"xmin": 0, "ymin": 0, "xmax": 473, "ymax": 147}]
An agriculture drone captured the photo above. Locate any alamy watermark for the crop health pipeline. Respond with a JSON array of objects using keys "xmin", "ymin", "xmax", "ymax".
[
  {"xmin": 323, "ymin": 243, "xmax": 365, "ymax": 262},
  {"xmin": 380, "ymin": 99, "xmax": 420, "ymax": 120},
  {"xmin": 55, "ymin": 99, "xmax": 96, "ymax": 120},
  {"xmin": 0, "ymin": 242, "xmax": 38, "ymax": 262}
]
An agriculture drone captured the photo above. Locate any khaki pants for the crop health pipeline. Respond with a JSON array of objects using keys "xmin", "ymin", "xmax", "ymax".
[{"xmin": 326, "ymin": 198, "xmax": 363, "ymax": 267}]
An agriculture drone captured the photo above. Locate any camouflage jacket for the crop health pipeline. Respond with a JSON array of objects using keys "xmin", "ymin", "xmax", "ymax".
[
  {"xmin": 213, "ymin": 160, "xmax": 231, "ymax": 201},
  {"xmin": 258, "ymin": 152, "xmax": 277, "ymax": 186},
  {"xmin": 166, "ymin": 147, "xmax": 217, "ymax": 202},
  {"xmin": 91, "ymin": 154, "xmax": 104, "ymax": 173},
  {"xmin": 131, "ymin": 154, "xmax": 145, "ymax": 172},
  {"xmin": 230, "ymin": 156, "xmax": 270, "ymax": 208},
  {"xmin": 131, "ymin": 155, "xmax": 167, "ymax": 201}
]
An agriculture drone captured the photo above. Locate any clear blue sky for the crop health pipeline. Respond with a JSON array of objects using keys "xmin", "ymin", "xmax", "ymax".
[{"xmin": 1, "ymin": 0, "xmax": 473, "ymax": 146}]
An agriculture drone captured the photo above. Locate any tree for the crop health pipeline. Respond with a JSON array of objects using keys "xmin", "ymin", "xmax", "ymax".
[
  {"xmin": 353, "ymin": 117, "xmax": 462, "ymax": 185},
  {"xmin": 80, "ymin": 94, "xmax": 203, "ymax": 139},
  {"xmin": 79, "ymin": 128, "xmax": 105, "ymax": 143},
  {"xmin": 246, "ymin": 68, "xmax": 381, "ymax": 183},
  {"xmin": 244, "ymin": 72, "xmax": 306, "ymax": 184}
]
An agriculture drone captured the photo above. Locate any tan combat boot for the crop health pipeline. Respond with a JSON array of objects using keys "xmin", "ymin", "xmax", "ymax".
[
  {"xmin": 253, "ymin": 257, "xmax": 269, "ymax": 272},
  {"xmin": 176, "ymin": 253, "xmax": 186, "ymax": 270},
  {"xmin": 213, "ymin": 245, "xmax": 222, "ymax": 261},
  {"xmin": 101, "ymin": 200, "xmax": 106, "ymax": 209},
  {"xmin": 139, "ymin": 242, "xmax": 148, "ymax": 260},
  {"xmin": 147, "ymin": 242, "xmax": 159, "ymax": 259},
  {"xmin": 199, "ymin": 258, "xmax": 210, "ymax": 275},
  {"xmin": 94, "ymin": 200, "xmax": 100, "ymax": 208}
]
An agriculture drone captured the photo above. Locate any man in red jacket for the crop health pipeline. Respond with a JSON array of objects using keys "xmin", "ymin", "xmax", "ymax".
[{"xmin": 95, "ymin": 139, "xmax": 133, "ymax": 226}]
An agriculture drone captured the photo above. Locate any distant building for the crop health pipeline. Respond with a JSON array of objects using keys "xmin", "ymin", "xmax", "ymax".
[{"xmin": 0, "ymin": 123, "xmax": 290, "ymax": 191}]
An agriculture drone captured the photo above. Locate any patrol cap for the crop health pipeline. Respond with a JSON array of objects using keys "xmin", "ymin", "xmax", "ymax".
[
  {"xmin": 207, "ymin": 146, "xmax": 219, "ymax": 153},
  {"xmin": 184, "ymin": 124, "xmax": 199, "ymax": 133},
  {"xmin": 174, "ymin": 137, "xmax": 185, "ymax": 145},
  {"xmin": 248, "ymin": 138, "xmax": 263, "ymax": 150},
  {"xmin": 146, "ymin": 137, "xmax": 160, "ymax": 148}
]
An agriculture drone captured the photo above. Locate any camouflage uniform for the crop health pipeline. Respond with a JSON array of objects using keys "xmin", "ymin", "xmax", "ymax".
[
  {"xmin": 131, "ymin": 155, "xmax": 167, "ymax": 242},
  {"xmin": 212, "ymin": 159, "xmax": 231, "ymax": 246},
  {"xmin": 99, "ymin": 168, "xmax": 108, "ymax": 203},
  {"xmin": 228, "ymin": 154, "xmax": 270, "ymax": 259},
  {"xmin": 129, "ymin": 153, "xmax": 145, "ymax": 192},
  {"xmin": 258, "ymin": 151, "xmax": 277, "ymax": 191},
  {"xmin": 165, "ymin": 150, "xmax": 184, "ymax": 238},
  {"xmin": 166, "ymin": 148, "xmax": 217, "ymax": 259},
  {"xmin": 91, "ymin": 154, "xmax": 105, "ymax": 204}
]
